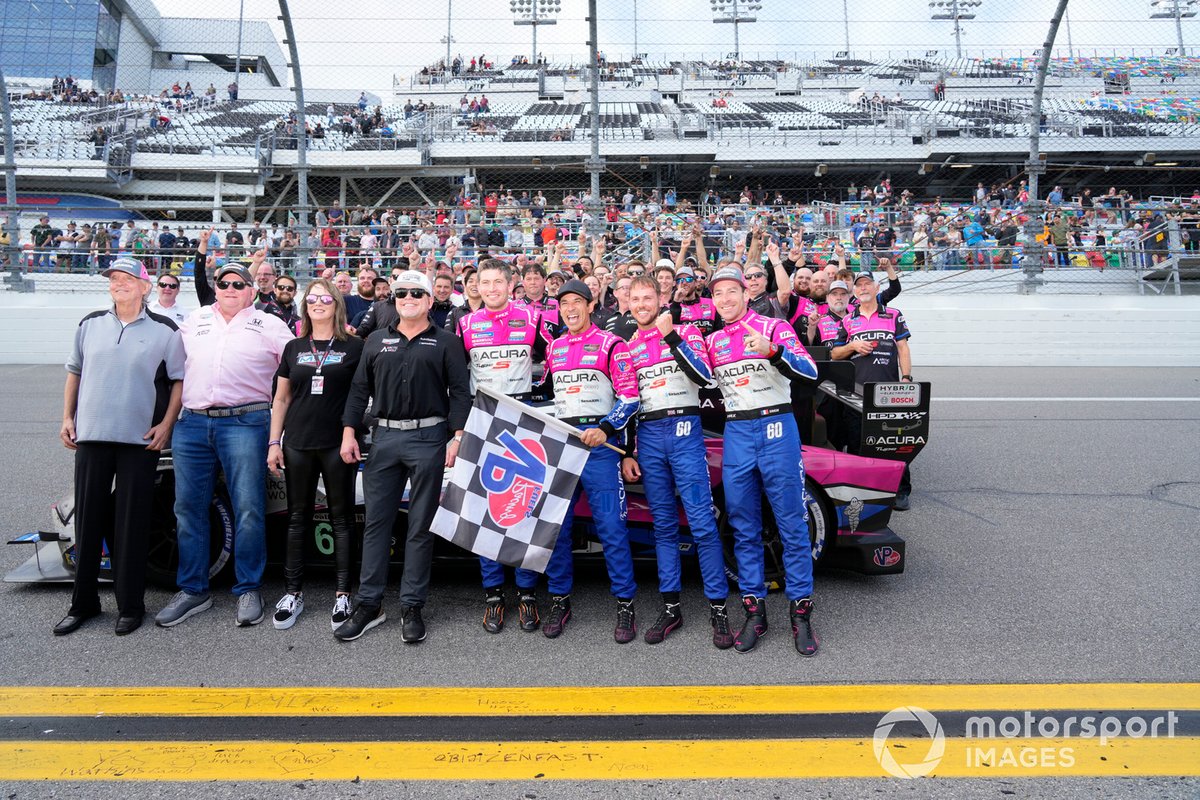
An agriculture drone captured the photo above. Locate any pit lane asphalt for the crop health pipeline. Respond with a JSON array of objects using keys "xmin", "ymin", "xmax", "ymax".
[{"xmin": 0, "ymin": 364, "xmax": 1196, "ymax": 799}]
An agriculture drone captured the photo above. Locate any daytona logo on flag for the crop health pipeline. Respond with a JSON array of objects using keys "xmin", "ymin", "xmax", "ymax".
[{"xmin": 430, "ymin": 388, "xmax": 591, "ymax": 572}]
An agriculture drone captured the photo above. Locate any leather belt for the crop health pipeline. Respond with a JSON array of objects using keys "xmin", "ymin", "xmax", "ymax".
[
  {"xmin": 187, "ymin": 402, "xmax": 270, "ymax": 418},
  {"xmin": 376, "ymin": 416, "xmax": 446, "ymax": 430}
]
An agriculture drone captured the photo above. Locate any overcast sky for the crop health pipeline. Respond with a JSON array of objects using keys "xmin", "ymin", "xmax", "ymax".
[{"xmin": 151, "ymin": 0, "xmax": 1194, "ymax": 93}]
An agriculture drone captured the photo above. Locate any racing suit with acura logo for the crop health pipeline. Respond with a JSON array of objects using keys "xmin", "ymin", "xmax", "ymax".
[
  {"xmin": 540, "ymin": 324, "xmax": 640, "ymax": 600},
  {"xmin": 669, "ymin": 296, "xmax": 720, "ymax": 336},
  {"xmin": 628, "ymin": 323, "xmax": 728, "ymax": 601},
  {"xmin": 457, "ymin": 302, "xmax": 557, "ymax": 590},
  {"xmin": 705, "ymin": 309, "xmax": 819, "ymax": 602},
  {"xmin": 834, "ymin": 305, "xmax": 912, "ymax": 494},
  {"xmin": 813, "ymin": 306, "xmax": 852, "ymax": 450}
]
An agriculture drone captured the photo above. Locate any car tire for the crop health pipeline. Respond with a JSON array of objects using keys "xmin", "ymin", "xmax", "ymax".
[
  {"xmin": 144, "ymin": 464, "xmax": 234, "ymax": 589},
  {"xmin": 719, "ymin": 477, "xmax": 836, "ymax": 591}
]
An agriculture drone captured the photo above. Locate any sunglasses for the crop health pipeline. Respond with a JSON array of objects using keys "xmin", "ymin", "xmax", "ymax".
[
  {"xmin": 276, "ymin": 285, "xmax": 297, "ymax": 292},
  {"xmin": 394, "ymin": 288, "xmax": 428, "ymax": 299},
  {"xmin": 744, "ymin": 272, "xmax": 767, "ymax": 280},
  {"xmin": 216, "ymin": 280, "xmax": 248, "ymax": 290},
  {"xmin": 306, "ymin": 294, "xmax": 335, "ymax": 305},
  {"xmin": 157, "ymin": 281, "xmax": 179, "ymax": 289},
  {"xmin": 676, "ymin": 276, "xmax": 695, "ymax": 284},
  {"xmin": 627, "ymin": 269, "xmax": 645, "ymax": 276}
]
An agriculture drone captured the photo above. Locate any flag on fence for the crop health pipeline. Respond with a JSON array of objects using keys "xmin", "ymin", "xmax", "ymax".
[{"xmin": 430, "ymin": 387, "xmax": 592, "ymax": 573}]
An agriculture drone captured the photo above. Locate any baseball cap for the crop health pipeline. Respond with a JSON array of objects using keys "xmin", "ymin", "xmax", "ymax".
[
  {"xmin": 546, "ymin": 269, "xmax": 568, "ymax": 280},
  {"xmin": 708, "ymin": 267, "xmax": 746, "ymax": 289},
  {"xmin": 215, "ymin": 263, "xmax": 253, "ymax": 283},
  {"xmin": 676, "ymin": 265, "xmax": 696, "ymax": 277},
  {"xmin": 557, "ymin": 278, "xmax": 593, "ymax": 304},
  {"xmin": 654, "ymin": 258, "xmax": 675, "ymax": 272},
  {"xmin": 391, "ymin": 270, "xmax": 432, "ymax": 294},
  {"xmin": 853, "ymin": 271, "xmax": 875, "ymax": 284},
  {"xmin": 828, "ymin": 280, "xmax": 850, "ymax": 293},
  {"xmin": 102, "ymin": 256, "xmax": 150, "ymax": 282}
]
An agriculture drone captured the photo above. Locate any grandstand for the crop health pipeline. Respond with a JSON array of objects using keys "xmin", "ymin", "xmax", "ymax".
[{"xmin": 6, "ymin": 52, "xmax": 1200, "ymax": 219}]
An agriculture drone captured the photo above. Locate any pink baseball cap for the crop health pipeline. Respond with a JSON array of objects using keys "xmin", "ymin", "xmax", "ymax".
[{"xmin": 102, "ymin": 257, "xmax": 151, "ymax": 282}]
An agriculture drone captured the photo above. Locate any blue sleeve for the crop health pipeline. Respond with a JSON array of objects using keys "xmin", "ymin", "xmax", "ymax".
[{"xmin": 663, "ymin": 329, "xmax": 714, "ymax": 387}]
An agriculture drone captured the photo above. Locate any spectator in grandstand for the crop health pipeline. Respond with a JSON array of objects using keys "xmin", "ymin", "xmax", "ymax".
[
  {"xmin": 73, "ymin": 224, "xmax": 93, "ymax": 273},
  {"xmin": 1049, "ymin": 213, "xmax": 1071, "ymax": 267},
  {"xmin": 90, "ymin": 127, "xmax": 106, "ymax": 160},
  {"xmin": 56, "ymin": 257, "xmax": 184, "ymax": 637},
  {"xmin": 156, "ymin": 261, "xmax": 293, "ymax": 629},
  {"xmin": 149, "ymin": 274, "xmax": 186, "ymax": 324},
  {"xmin": 1047, "ymin": 185, "xmax": 1064, "ymax": 206},
  {"xmin": 29, "ymin": 215, "xmax": 54, "ymax": 271},
  {"xmin": 994, "ymin": 216, "xmax": 1020, "ymax": 266},
  {"xmin": 227, "ymin": 81, "xmax": 238, "ymax": 101},
  {"xmin": 55, "ymin": 222, "xmax": 77, "ymax": 273},
  {"xmin": 267, "ymin": 277, "xmax": 364, "ymax": 632}
]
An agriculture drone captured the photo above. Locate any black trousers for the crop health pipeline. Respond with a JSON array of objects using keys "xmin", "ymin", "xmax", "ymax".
[
  {"xmin": 283, "ymin": 445, "xmax": 357, "ymax": 594},
  {"xmin": 70, "ymin": 442, "xmax": 159, "ymax": 618}
]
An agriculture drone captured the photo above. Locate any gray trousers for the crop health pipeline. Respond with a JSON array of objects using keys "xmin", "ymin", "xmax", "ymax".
[{"xmin": 355, "ymin": 423, "xmax": 447, "ymax": 609}]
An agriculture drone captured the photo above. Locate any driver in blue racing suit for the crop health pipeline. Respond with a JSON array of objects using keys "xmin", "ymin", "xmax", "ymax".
[
  {"xmin": 621, "ymin": 276, "xmax": 733, "ymax": 649},
  {"xmin": 704, "ymin": 267, "xmax": 821, "ymax": 657}
]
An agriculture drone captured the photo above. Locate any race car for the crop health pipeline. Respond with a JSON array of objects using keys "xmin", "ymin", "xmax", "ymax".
[{"xmin": 6, "ymin": 361, "xmax": 928, "ymax": 591}]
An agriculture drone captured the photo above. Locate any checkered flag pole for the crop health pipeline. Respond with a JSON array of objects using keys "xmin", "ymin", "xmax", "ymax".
[{"xmin": 430, "ymin": 388, "xmax": 592, "ymax": 573}]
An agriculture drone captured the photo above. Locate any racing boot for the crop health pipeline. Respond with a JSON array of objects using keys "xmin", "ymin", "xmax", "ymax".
[
  {"xmin": 516, "ymin": 591, "xmax": 540, "ymax": 632},
  {"xmin": 709, "ymin": 602, "xmax": 735, "ymax": 650},
  {"xmin": 643, "ymin": 597, "xmax": 683, "ymax": 645},
  {"xmin": 733, "ymin": 595, "xmax": 767, "ymax": 653},
  {"xmin": 482, "ymin": 587, "xmax": 506, "ymax": 634},
  {"xmin": 614, "ymin": 598, "xmax": 637, "ymax": 644},
  {"xmin": 790, "ymin": 597, "xmax": 819, "ymax": 657},
  {"xmin": 542, "ymin": 595, "xmax": 571, "ymax": 639}
]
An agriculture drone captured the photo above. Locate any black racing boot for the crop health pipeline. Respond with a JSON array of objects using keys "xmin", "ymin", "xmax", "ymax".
[
  {"xmin": 542, "ymin": 595, "xmax": 571, "ymax": 639},
  {"xmin": 614, "ymin": 598, "xmax": 637, "ymax": 644},
  {"xmin": 710, "ymin": 602, "xmax": 735, "ymax": 650},
  {"xmin": 790, "ymin": 597, "xmax": 819, "ymax": 657},
  {"xmin": 733, "ymin": 595, "xmax": 767, "ymax": 653},
  {"xmin": 482, "ymin": 587, "xmax": 505, "ymax": 634},
  {"xmin": 643, "ymin": 601, "xmax": 682, "ymax": 645},
  {"xmin": 517, "ymin": 591, "xmax": 540, "ymax": 632}
]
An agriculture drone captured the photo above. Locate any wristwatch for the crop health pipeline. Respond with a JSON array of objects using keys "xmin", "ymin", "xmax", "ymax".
[
  {"xmin": 453, "ymin": 433, "xmax": 463, "ymax": 443},
  {"xmin": 901, "ymin": 374, "xmax": 913, "ymax": 381}
]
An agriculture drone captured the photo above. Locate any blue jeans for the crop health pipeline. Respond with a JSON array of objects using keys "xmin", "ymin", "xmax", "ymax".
[
  {"xmin": 544, "ymin": 434, "xmax": 637, "ymax": 599},
  {"xmin": 722, "ymin": 414, "xmax": 813, "ymax": 601},
  {"xmin": 637, "ymin": 416, "xmax": 728, "ymax": 600},
  {"xmin": 172, "ymin": 408, "xmax": 269, "ymax": 596}
]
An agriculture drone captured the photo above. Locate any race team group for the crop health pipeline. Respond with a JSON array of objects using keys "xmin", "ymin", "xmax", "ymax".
[{"xmin": 56, "ymin": 220, "xmax": 914, "ymax": 660}]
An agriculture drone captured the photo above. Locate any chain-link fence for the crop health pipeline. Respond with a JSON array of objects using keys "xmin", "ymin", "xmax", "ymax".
[{"xmin": 4, "ymin": 0, "xmax": 1200, "ymax": 294}]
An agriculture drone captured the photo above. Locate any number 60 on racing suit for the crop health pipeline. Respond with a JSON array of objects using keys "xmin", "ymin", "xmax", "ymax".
[{"xmin": 705, "ymin": 267, "xmax": 821, "ymax": 657}]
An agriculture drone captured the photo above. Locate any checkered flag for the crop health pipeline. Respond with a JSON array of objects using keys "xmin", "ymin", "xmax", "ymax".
[{"xmin": 430, "ymin": 388, "xmax": 591, "ymax": 573}]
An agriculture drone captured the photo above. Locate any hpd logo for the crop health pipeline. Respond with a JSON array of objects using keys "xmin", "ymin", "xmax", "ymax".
[{"xmin": 481, "ymin": 430, "xmax": 548, "ymax": 528}]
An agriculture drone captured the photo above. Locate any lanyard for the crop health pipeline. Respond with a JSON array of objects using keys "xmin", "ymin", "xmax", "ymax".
[{"xmin": 308, "ymin": 337, "xmax": 335, "ymax": 375}]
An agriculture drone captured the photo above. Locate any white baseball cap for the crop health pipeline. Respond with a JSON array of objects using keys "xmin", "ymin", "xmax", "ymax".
[{"xmin": 391, "ymin": 270, "xmax": 432, "ymax": 294}]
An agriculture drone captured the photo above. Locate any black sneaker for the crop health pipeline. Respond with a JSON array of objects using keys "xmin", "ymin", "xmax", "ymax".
[
  {"xmin": 614, "ymin": 599, "xmax": 636, "ymax": 644},
  {"xmin": 643, "ymin": 602, "xmax": 682, "ymax": 645},
  {"xmin": 517, "ymin": 592, "xmax": 540, "ymax": 632},
  {"xmin": 733, "ymin": 595, "xmax": 767, "ymax": 653},
  {"xmin": 893, "ymin": 491, "xmax": 911, "ymax": 511},
  {"xmin": 790, "ymin": 597, "xmax": 819, "ymax": 657},
  {"xmin": 333, "ymin": 604, "xmax": 385, "ymax": 641},
  {"xmin": 400, "ymin": 605, "xmax": 426, "ymax": 643},
  {"xmin": 542, "ymin": 595, "xmax": 571, "ymax": 639},
  {"xmin": 710, "ymin": 602, "xmax": 735, "ymax": 650},
  {"xmin": 483, "ymin": 588, "xmax": 505, "ymax": 634}
]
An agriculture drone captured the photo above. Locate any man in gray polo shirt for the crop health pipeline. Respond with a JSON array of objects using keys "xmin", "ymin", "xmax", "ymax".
[{"xmin": 56, "ymin": 257, "xmax": 185, "ymax": 637}]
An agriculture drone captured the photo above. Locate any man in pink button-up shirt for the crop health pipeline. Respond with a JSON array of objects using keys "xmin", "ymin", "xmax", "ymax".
[{"xmin": 155, "ymin": 263, "xmax": 294, "ymax": 630}]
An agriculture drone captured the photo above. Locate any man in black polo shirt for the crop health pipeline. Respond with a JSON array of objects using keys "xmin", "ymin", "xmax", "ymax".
[{"xmin": 338, "ymin": 270, "xmax": 471, "ymax": 643}]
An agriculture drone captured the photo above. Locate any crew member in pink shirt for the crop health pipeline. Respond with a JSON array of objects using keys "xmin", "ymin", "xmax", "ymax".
[{"xmin": 154, "ymin": 262, "xmax": 293, "ymax": 630}]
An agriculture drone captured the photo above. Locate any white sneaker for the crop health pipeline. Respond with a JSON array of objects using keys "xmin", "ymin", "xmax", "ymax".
[
  {"xmin": 272, "ymin": 592, "xmax": 304, "ymax": 630},
  {"xmin": 331, "ymin": 595, "xmax": 352, "ymax": 632}
]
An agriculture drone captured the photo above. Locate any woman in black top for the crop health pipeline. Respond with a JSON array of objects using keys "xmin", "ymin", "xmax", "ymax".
[{"xmin": 267, "ymin": 277, "xmax": 364, "ymax": 631}]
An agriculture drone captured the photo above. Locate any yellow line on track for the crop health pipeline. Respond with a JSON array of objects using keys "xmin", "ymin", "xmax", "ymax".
[
  {"xmin": 0, "ymin": 683, "xmax": 1196, "ymax": 718},
  {"xmin": 2, "ymin": 738, "xmax": 1197, "ymax": 781}
]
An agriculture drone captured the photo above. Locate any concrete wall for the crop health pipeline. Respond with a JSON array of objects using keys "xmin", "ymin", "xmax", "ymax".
[{"xmin": 1, "ymin": 288, "xmax": 1197, "ymax": 367}]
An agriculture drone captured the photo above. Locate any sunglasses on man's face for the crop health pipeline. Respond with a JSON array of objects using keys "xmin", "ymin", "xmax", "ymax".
[
  {"xmin": 306, "ymin": 294, "xmax": 335, "ymax": 305},
  {"xmin": 627, "ymin": 269, "xmax": 645, "ymax": 276},
  {"xmin": 394, "ymin": 288, "xmax": 428, "ymax": 300},
  {"xmin": 157, "ymin": 281, "xmax": 179, "ymax": 289},
  {"xmin": 276, "ymin": 285, "xmax": 296, "ymax": 293},
  {"xmin": 216, "ymin": 279, "xmax": 248, "ymax": 290},
  {"xmin": 744, "ymin": 272, "xmax": 767, "ymax": 280},
  {"xmin": 676, "ymin": 276, "xmax": 695, "ymax": 284}
]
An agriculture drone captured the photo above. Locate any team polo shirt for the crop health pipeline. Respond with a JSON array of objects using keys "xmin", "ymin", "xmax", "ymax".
[
  {"xmin": 67, "ymin": 306, "xmax": 185, "ymax": 445},
  {"xmin": 179, "ymin": 304, "xmax": 294, "ymax": 410},
  {"xmin": 835, "ymin": 305, "xmax": 911, "ymax": 384}
]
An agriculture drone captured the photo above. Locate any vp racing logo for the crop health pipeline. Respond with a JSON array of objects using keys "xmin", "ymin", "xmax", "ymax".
[
  {"xmin": 873, "ymin": 706, "xmax": 945, "ymax": 778},
  {"xmin": 480, "ymin": 430, "xmax": 548, "ymax": 528}
]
